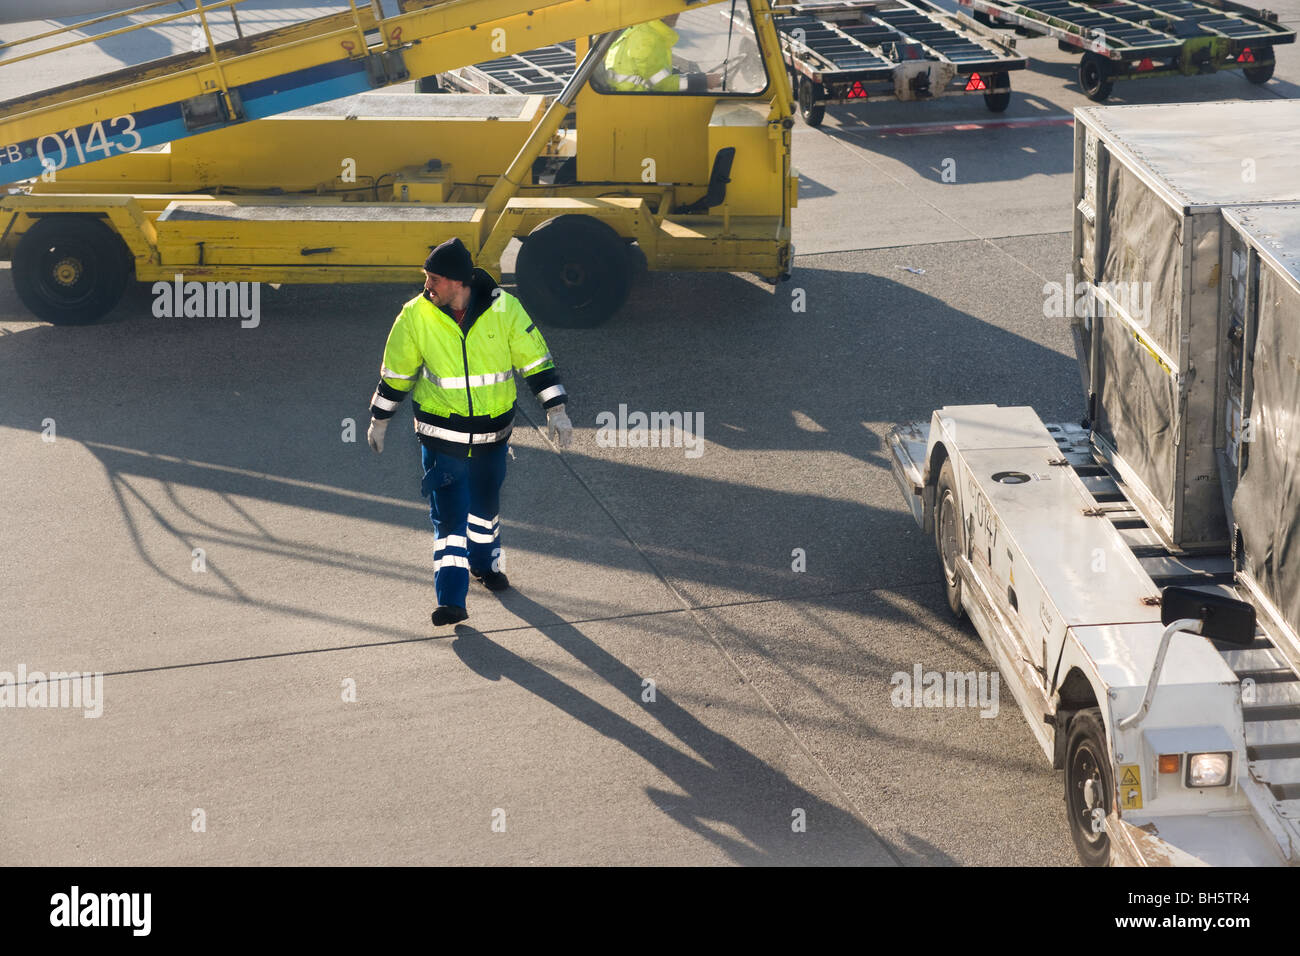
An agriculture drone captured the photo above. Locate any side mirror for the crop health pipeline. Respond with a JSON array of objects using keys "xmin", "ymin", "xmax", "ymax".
[
  {"xmin": 1120, "ymin": 587, "xmax": 1259, "ymax": 730},
  {"xmin": 1161, "ymin": 587, "xmax": 1256, "ymax": 647}
]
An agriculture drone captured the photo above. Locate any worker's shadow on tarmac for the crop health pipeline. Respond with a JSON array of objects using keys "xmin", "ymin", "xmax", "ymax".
[{"xmin": 450, "ymin": 587, "xmax": 926, "ymax": 866}]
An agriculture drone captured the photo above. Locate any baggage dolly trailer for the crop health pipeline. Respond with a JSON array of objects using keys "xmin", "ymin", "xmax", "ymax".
[
  {"xmin": 775, "ymin": 0, "xmax": 1028, "ymax": 125},
  {"xmin": 889, "ymin": 407, "xmax": 1300, "ymax": 865},
  {"xmin": 886, "ymin": 101, "xmax": 1300, "ymax": 866},
  {"xmin": 434, "ymin": 42, "xmax": 577, "ymax": 97},
  {"xmin": 958, "ymin": 0, "xmax": 1295, "ymax": 100}
]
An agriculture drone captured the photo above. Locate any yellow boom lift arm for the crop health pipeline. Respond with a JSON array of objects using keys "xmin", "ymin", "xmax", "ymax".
[{"xmin": 0, "ymin": 0, "xmax": 796, "ymax": 327}]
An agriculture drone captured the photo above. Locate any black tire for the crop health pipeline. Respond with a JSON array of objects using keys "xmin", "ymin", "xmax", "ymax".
[
  {"xmin": 13, "ymin": 216, "xmax": 130, "ymax": 325},
  {"xmin": 416, "ymin": 74, "xmax": 442, "ymax": 93},
  {"xmin": 1078, "ymin": 52, "xmax": 1114, "ymax": 101},
  {"xmin": 983, "ymin": 72, "xmax": 1011, "ymax": 112},
  {"xmin": 1065, "ymin": 708, "xmax": 1114, "ymax": 867},
  {"xmin": 515, "ymin": 215, "xmax": 632, "ymax": 329},
  {"xmin": 1243, "ymin": 45, "xmax": 1274, "ymax": 84},
  {"xmin": 797, "ymin": 75, "xmax": 825, "ymax": 127},
  {"xmin": 934, "ymin": 458, "xmax": 966, "ymax": 619},
  {"xmin": 972, "ymin": 9, "xmax": 993, "ymax": 26}
]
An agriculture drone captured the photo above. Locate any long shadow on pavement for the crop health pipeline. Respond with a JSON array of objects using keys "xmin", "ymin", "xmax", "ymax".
[{"xmin": 450, "ymin": 588, "xmax": 913, "ymax": 866}]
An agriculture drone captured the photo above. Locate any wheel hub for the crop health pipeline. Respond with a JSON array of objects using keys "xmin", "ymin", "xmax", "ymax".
[
  {"xmin": 939, "ymin": 496, "xmax": 958, "ymax": 579},
  {"xmin": 53, "ymin": 256, "xmax": 82, "ymax": 287},
  {"xmin": 561, "ymin": 263, "xmax": 586, "ymax": 287},
  {"xmin": 1073, "ymin": 748, "xmax": 1105, "ymax": 841}
]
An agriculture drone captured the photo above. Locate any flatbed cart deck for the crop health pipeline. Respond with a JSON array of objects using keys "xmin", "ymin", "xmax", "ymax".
[
  {"xmin": 434, "ymin": 42, "xmax": 577, "ymax": 96},
  {"xmin": 959, "ymin": 0, "xmax": 1295, "ymax": 99},
  {"xmin": 774, "ymin": 0, "xmax": 1028, "ymax": 124}
]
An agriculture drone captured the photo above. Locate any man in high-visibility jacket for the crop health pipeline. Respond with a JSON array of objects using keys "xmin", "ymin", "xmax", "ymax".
[
  {"xmin": 367, "ymin": 237, "xmax": 573, "ymax": 627},
  {"xmin": 603, "ymin": 15, "xmax": 720, "ymax": 92}
]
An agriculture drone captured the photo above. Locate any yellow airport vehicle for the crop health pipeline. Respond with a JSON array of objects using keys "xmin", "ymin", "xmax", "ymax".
[{"xmin": 0, "ymin": 0, "xmax": 796, "ymax": 327}]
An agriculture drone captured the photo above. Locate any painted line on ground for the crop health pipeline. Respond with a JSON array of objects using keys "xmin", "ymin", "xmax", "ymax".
[{"xmin": 838, "ymin": 114, "xmax": 1075, "ymax": 137}]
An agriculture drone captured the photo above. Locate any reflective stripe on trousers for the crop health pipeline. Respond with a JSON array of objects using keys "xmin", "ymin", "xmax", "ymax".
[
  {"xmin": 466, "ymin": 513, "xmax": 500, "ymax": 545},
  {"xmin": 420, "ymin": 441, "xmax": 508, "ymax": 608}
]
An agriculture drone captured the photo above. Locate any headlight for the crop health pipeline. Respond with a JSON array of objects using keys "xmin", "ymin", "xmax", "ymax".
[{"xmin": 1186, "ymin": 752, "xmax": 1232, "ymax": 788}]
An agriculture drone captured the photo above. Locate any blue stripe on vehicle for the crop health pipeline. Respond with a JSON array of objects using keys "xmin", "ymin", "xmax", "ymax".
[
  {"xmin": 0, "ymin": 59, "xmax": 374, "ymax": 185},
  {"xmin": 238, "ymin": 68, "xmax": 374, "ymax": 120},
  {"xmin": 0, "ymin": 102, "xmax": 185, "ymax": 185}
]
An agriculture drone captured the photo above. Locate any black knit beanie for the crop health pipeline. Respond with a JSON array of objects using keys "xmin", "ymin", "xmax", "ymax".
[{"xmin": 423, "ymin": 237, "xmax": 474, "ymax": 283}]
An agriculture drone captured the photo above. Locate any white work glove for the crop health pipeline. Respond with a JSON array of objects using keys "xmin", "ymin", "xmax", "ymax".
[
  {"xmin": 546, "ymin": 405, "xmax": 573, "ymax": 449},
  {"xmin": 367, "ymin": 417, "xmax": 388, "ymax": 454}
]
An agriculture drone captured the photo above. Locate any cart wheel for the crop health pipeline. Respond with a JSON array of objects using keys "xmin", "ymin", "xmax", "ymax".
[
  {"xmin": 1243, "ymin": 45, "xmax": 1274, "ymax": 84},
  {"xmin": 797, "ymin": 75, "xmax": 825, "ymax": 127},
  {"xmin": 935, "ymin": 458, "xmax": 966, "ymax": 619},
  {"xmin": 1065, "ymin": 708, "xmax": 1114, "ymax": 867},
  {"xmin": 515, "ymin": 215, "xmax": 631, "ymax": 329},
  {"xmin": 972, "ymin": 9, "xmax": 993, "ymax": 25},
  {"xmin": 983, "ymin": 72, "xmax": 1011, "ymax": 112},
  {"xmin": 13, "ymin": 216, "xmax": 131, "ymax": 325},
  {"xmin": 1057, "ymin": 39, "xmax": 1082, "ymax": 54},
  {"xmin": 416, "ymin": 75, "xmax": 442, "ymax": 93},
  {"xmin": 1078, "ymin": 52, "xmax": 1114, "ymax": 101}
]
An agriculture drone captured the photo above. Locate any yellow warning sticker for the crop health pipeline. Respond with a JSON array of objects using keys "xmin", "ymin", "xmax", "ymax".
[{"xmin": 1119, "ymin": 764, "xmax": 1143, "ymax": 810}]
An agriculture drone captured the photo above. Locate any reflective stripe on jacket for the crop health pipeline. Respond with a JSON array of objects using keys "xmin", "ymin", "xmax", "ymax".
[{"xmin": 369, "ymin": 269, "xmax": 566, "ymax": 456}]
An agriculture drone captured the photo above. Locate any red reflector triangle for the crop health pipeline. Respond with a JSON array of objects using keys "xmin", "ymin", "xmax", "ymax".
[
  {"xmin": 1138, "ymin": 57, "xmax": 1154, "ymax": 71},
  {"xmin": 965, "ymin": 72, "xmax": 986, "ymax": 91},
  {"xmin": 1239, "ymin": 47, "xmax": 1255, "ymax": 62}
]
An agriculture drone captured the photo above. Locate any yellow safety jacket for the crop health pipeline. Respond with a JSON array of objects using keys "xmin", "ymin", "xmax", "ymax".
[
  {"xmin": 369, "ymin": 269, "xmax": 565, "ymax": 455},
  {"xmin": 604, "ymin": 20, "xmax": 700, "ymax": 92}
]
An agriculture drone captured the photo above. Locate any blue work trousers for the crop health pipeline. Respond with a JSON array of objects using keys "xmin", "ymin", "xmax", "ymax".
[{"xmin": 420, "ymin": 442, "xmax": 508, "ymax": 608}]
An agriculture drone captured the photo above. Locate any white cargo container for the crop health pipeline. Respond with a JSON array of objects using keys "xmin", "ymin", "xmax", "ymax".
[
  {"xmin": 1220, "ymin": 202, "xmax": 1300, "ymax": 663},
  {"xmin": 1072, "ymin": 100, "xmax": 1300, "ymax": 551}
]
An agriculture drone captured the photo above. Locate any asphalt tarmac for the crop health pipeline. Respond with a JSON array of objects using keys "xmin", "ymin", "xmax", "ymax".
[{"xmin": 3, "ymin": 0, "xmax": 1298, "ymax": 865}]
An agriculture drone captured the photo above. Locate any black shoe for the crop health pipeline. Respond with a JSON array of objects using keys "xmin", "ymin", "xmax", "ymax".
[
  {"xmin": 472, "ymin": 569, "xmax": 511, "ymax": 592},
  {"xmin": 431, "ymin": 605, "xmax": 468, "ymax": 626}
]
